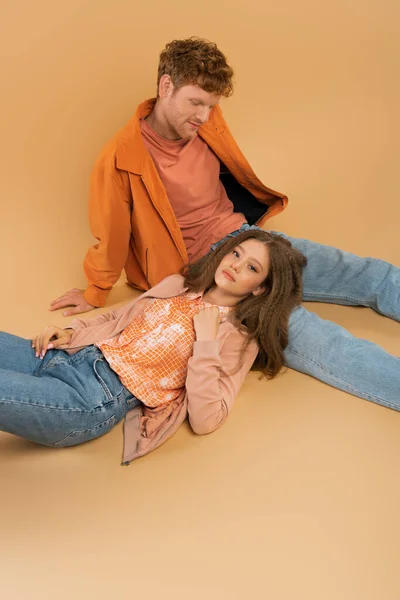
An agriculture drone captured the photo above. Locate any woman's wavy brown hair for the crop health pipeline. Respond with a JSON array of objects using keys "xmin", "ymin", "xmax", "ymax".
[
  {"xmin": 157, "ymin": 37, "xmax": 234, "ymax": 97},
  {"xmin": 182, "ymin": 230, "xmax": 307, "ymax": 379}
]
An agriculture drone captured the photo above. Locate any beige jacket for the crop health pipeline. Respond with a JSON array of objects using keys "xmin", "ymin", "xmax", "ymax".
[{"xmin": 65, "ymin": 275, "xmax": 259, "ymax": 464}]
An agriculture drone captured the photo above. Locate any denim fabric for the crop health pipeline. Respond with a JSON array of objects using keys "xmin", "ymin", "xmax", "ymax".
[
  {"xmin": 214, "ymin": 224, "xmax": 400, "ymax": 410},
  {"xmin": 0, "ymin": 333, "xmax": 140, "ymax": 446}
]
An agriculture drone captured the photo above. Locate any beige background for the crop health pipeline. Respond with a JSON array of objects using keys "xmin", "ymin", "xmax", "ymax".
[{"xmin": 1, "ymin": 1, "xmax": 399, "ymax": 598}]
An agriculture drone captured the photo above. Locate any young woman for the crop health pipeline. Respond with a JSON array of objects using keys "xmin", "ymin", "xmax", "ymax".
[{"xmin": 0, "ymin": 230, "xmax": 306, "ymax": 464}]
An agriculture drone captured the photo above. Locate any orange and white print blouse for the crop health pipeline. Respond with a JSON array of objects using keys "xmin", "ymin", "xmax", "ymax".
[{"xmin": 97, "ymin": 292, "xmax": 232, "ymax": 408}]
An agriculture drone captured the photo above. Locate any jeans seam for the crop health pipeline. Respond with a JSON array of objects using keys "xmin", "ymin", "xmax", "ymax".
[
  {"xmin": 285, "ymin": 348, "xmax": 400, "ymax": 411},
  {"xmin": 303, "ymin": 292, "xmax": 366, "ymax": 304},
  {"xmin": 302, "ymin": 293, "xmax": 398, "ymax": 320},
  {"xmin": 0, "ymin": 399, "xmax": 89, "ymax": 412},
  {"xmin": 53, "ymin": 414, "xmax": 117, "ymax": 447}
]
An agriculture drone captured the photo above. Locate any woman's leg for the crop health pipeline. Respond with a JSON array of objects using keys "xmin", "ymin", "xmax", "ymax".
[
  {"xmin": 0, "ymin": 331, "xmax": 41, "ymax": 374},
  {"xmin": 0, "ymin": 346, "xmax": 137, "ymax": 446}
]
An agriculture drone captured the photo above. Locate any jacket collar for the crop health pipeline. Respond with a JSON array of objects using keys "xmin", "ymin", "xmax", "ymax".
[
  {"xmin": 115, "ymin": 98, "xmax": 224, "ymax": 175},
  {"xmin": 139, "ymin": 276, "xmax": 236, "ymax": 321}
]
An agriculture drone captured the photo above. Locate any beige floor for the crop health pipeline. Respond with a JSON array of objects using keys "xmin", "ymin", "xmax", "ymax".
[{"xmin": 1, "ymin": 1, "xmax": 400, "ymax": 599}]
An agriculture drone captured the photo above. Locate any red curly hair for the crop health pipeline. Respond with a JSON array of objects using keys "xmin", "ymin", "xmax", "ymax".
[{"xmin": 157, "ymin": 37, "xmax": 234, "ymax": 97}]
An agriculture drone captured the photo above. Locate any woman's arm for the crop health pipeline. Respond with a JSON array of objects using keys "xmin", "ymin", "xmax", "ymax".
[
  {"xmin": 68, "ymin": 274, "xmax": 183, "ymax": 336},
  {"xmin": 66, "ymin": 275, "xmax": 184, "ymax": 348},
  {"xmin": 68, "ymin": 306, "xmax": 122, "ymax": 332},
  {"xmin": 186, "ymin": 333, "xmax": 258, "ymax": 435},
  {"xmin": 65, "ymin": 298, "xmax": 151, "ymax": 348}
]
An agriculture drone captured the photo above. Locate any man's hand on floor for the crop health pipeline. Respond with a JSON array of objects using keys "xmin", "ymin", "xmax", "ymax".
[{"xmin": 49, "ymin": 288, "xmax": 94, "ymax": 317}]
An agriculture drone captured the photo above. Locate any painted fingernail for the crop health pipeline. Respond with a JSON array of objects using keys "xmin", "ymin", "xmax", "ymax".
[{"xmin": 47, "ymin": 343, "xmax": 54, "ymax": 349}]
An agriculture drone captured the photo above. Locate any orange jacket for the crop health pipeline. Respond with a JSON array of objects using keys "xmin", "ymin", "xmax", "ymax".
[{"xmin": 84, "ymin": 99, "xmax": 288, "ymax": 307}]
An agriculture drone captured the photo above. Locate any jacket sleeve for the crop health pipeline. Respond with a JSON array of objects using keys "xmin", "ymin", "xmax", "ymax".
[
  {"xmin": 68, "ymin": 307, "xmax": 121, "ymax": 333},
  {"xmin": 185, "ymin": 333, "xmax": 259, "ymax": 435},
  {"xmin": 82, "ymin": 153, "xmax": 133, "ymax": 308},
  {"xmin": 65, "ymin": 297, "xmax": 152, "ymax": 348},
  {"xmin": 65, "ymin": 275, "xmax": 185, "ymax": 348}
]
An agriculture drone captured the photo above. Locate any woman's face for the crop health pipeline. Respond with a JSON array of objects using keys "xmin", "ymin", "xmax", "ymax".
[{"xmin": 214, "ymin": 239, "xmax": 270, "ymax": 300}]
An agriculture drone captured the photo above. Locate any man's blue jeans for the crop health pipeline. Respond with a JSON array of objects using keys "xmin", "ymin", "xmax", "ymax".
[
  {"xmin": 0, "ymin": 336, "xmax": 139, "ymax": 445},
  {"xmin": 213, "ymin": 225, "xmax": 400, "ymax": 410}
]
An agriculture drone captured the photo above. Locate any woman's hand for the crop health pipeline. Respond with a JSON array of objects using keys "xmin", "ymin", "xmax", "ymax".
[
  {"xmin": 193, "ymin": 307, "xmax": 220, "ymax": 342},
  {"xmin": 32, "ymin": 326, "xmax": 74, "ymax": 359}
]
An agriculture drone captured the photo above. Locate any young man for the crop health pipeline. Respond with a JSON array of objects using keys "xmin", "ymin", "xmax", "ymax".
[{"xmin": 50, "ymin": 37, "xmax": 400, "ymax": 409}]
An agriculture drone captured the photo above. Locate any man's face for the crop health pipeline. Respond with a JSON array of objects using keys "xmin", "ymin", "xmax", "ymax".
[{"xmin": 159, "ymin": 79, "xmax": 221, "ymax": 140}]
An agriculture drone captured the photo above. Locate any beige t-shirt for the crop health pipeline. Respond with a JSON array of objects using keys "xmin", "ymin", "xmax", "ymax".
[{"xmin": 140, "ymin": 118, "xmax": 246, "ymax": 262}]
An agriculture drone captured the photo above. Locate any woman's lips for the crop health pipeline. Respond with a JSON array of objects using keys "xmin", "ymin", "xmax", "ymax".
[{"xmin": 222, "ymin": 270, "xmax": 235, "ymax": 282}]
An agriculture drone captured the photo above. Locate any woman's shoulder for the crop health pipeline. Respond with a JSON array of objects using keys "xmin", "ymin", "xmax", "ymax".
[{"xmin": 146, "ymin": 274, "xmax": 186, "ymax": 297}]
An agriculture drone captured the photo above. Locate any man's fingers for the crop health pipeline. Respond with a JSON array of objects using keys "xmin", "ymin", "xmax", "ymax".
[
  {"xmin": 49, "ymin": 297, "xmax": 76, "ymax": 311},
  {"xmin": 50, "ymin": 296, "xmax": 63, "ymax": 306},
  {"xmin": 49, "ymin": 302, "xmax": 63, "ymax": 312},
  {"xmin": 49, "ymin": 300, "xmax": 69, "ymax": 311},
  {"xmin": 50, "ymin": 289, "xmax": 81, "ymax": 303},
  {"xmin": 50, "ymin": 292, "xmax": 71, "ymax": 305},
  {"xmin": 49, "ymin": 290, "xmax": 83, "ymax": 311},
  {"xmin": 63, "ymin": 305, "xmax": 87, "ymax": 317}
]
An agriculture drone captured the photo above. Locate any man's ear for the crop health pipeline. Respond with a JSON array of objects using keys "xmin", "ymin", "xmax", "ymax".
[
  {"xmin": 252, "ymin": 285, "xmax": 266, "ymax": 297},
  {"xmin": 159, "ymin": 74, "xmax": 173, "ymax": 98}
]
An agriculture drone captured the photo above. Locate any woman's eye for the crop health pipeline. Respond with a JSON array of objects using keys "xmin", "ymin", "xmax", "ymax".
[
  {"xmin": 233, "ymin": 250, "xmax": 239, "ymax": 257},
  {"xmin": 249, "ymin": 265, "xmax": 257, "ymax": 272}
]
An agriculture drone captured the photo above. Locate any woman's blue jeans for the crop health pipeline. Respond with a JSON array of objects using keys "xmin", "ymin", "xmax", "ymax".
[
  {"xmin": 0, "ymin": 334, "xmax": 139, "ymax": 446},
  {"xmin": 214, "ymin": 225, "xmax": 400, "ymax": 410}
]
